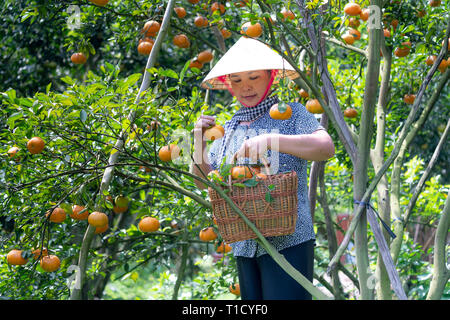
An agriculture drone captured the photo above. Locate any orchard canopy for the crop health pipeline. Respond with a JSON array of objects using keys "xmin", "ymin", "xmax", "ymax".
[{"xmin": 0, "ymin": 0, "xmax": 449, "ymax": 301}]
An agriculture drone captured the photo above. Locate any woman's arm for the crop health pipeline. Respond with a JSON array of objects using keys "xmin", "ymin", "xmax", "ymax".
[
  {"xmin": 233, "ymin": 130, "xmax": 335, "ymax": 162},
  {"xmin": 269, "ymin": 130, "xmax": 335, "ymax": 161},
  {"xmin": 190, "ymin": 128, "xmax": 213, "ymax": 190}
]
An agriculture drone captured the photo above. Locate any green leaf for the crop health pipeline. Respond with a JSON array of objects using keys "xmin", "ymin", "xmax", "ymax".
[
  {"xmin": 46, "ymin": 83, "xmax": 52, "ymax": 95},
  {"xmin": 7, "ymin": 89, "xmax": 16, "ymax": 101},
  {"xmin": 265, "ymin": 191, "xmax": 273, "ymax": 203},
  {"xmin": 243, "ymin": 179, "xmax": 259, "ymax": 187},
  {"xmin": 233, "ymin": 183, "xmax": 246, "ymax": 188},
  {"xmin": 61, "ymin": 76, "xmax": 74, "ymax": 85},
  {"xmin": 60, "ymin": 203, "xmax": 73, "ymax": 215},
  {"xmin": 161, "ymin": 69, "xmax": 178, "ymax": 79},
  {"xmin": 124, "ymin": 73, "xmax": 143, "ymax": 87},
  {"xmin": 7, "ymin": 112, "xmax": 23, "ymax": 126},
  {"xmin": 179, "ymin": 61, "xmax": 190, "ymax": 84},
  {"xmin": 86, "ymin": 83, "xmax": 106, "ymax": 95}
]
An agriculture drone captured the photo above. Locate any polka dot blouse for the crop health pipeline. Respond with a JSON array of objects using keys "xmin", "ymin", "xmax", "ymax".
[{"xmin": 207, "ymin": 102, "xmax": 324, "ymax": 258}]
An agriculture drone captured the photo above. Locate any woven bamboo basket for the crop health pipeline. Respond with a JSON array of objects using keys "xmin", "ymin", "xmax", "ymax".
[{"xmin": 208, "ymin": 160, "xmax": 298, "ymax": 243}]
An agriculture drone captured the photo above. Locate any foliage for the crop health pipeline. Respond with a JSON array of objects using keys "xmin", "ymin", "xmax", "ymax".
[{"xmin": 1, "ymin": 0, "xmax": 449, "ymax": 300}]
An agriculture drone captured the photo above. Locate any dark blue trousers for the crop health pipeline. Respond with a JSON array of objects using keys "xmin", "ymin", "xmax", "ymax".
[{"xmin": 235, "ymin": 240, "xmax": 315, "ymax": 300}]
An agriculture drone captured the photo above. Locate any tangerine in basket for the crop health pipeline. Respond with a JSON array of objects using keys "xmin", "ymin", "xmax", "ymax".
[{"xmin": 231, "ymin": 166, "xmax": 253, "ymax": 180}]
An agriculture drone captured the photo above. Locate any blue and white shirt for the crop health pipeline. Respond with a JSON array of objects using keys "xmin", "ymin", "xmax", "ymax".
[{"xmin": 207, "ymin": 102, "xmax": 324, "ymax": 258}]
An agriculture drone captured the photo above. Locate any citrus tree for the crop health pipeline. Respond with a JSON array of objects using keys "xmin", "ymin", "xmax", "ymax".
[{"xmin": 1, "ymin": 0, "xmax": 449, "ymax": 300}]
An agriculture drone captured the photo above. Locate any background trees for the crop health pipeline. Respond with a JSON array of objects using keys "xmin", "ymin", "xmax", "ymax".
[{"xmin": 1, "ymin": 0, "xmax": 448, "ymax": 300}]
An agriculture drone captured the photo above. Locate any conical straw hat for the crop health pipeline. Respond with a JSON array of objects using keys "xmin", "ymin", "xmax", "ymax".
[{"xmin": 201, "ymin": 37, "xmax": 299, "ymax": 90}]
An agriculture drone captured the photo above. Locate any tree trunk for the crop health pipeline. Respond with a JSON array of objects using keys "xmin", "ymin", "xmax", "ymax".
[
  {"xmin": 353, "ymin": 0, "xmax": 383, "ymax": 300},
  {"xmin": 371, "ymin": 33, "xmax": 393, "ymax": 300},
  {"xmin": 426, "ymin": 188, "xmax": 450, "ymax": 300},
  {"xmin": 318, "ymin": 162, "xmax": 346, "ymax": 299}
]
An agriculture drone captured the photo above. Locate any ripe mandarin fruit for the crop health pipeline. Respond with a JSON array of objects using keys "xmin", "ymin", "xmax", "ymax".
[
  {"xmin": 390, "ymin": 19, "xmax": 399, "ymax": 31},
  {"xmin": 403, "ymin": 94, "xmax": 416, "ymax": 105},
  {"xmin": 344, "ymin": 3, "xmax": 362, "ymax": 16},
  {"xmin": 188, "ymin": 0, "xmax": 200, "ymax": 3},
  {"xmin": 46, "ymin": 207, "xmax": 67, "ymax": 223},
  {"xmin": 211, "ymin": 2, "xmax": 226, "ymax": 14},
  {"xmin": 138, "ymin": 217, "xmax": 160, "ymax": 232},
  {"xmin": 197, "ymin": 50, "xmax": 213, "ymax": 63},
  {"xmin": 438, "ymin": 59, "xmax": 448, "ymax": 73},
  {"xmin": 269, "ymin": 103, "xmax": 292, "ymax": 120},
  {"xmin": 204, "ymin": 125, "xmax": 225, "ymax": 141},
  {"xmin": 7, "ymin": 249, "xmax": 28, "ymax": 265},
  {"xmin": 158, "ymin": 144, "xmax": 181, "ymax": 162},
  {"xmin": 32, "ymin": 248, "xmax": 48, "ymax": 260},
  {"xmin": 428, "ymin": 0, "xmax": 441, "ymax": 7},
  {"xmin": 7, "ymin": 146, "xmax": 19, "ymax": 158},
  {"xmin": 139, "ymin": 37, "xmax": 155, "ymax": 45},
  {"xmin": 40, "ymin": 255, "xmax": 60, "ymax": 272},
  {"xmin": 174, "ymin": 7, "xmax": 187, "ymax": 18},
  {"xmin": 237, "ymin": 0, "xmax": 249, "ymax": 7},
  {"xmin": 138, "ymin": 41, "xmax": 153, "ymax": 55},
  {"xmin": 89, "ymin": 0, "xmax": 109, "ymax": 6},
  {"xmin": 229, "ymin": 283, "xmax": 240, "ymax": 296},
  {"xmin": 142, "ymin": 20, "xmax": 160, "ymax": 37},
  {"xmin": 241, "ymin": 21, "xmax": 263, "ymax": 38},
  {"xmin": 113, "ymin": 205, "xmax": 127, "ymax": 214},
  {"xmin": 95, "ymin": 223, "xmax": 109, "ymax": 234},
  {"xmin": 208, "ymin": 170, "xmax": 223, "ymax": 181},
  {"xmin": 70, "ymin": 205, "xmax": 89, "ymax": 221},
  {"xmin": 88, "ymin": 211, "xmax": 108, "ymax": 227},
  {"xmin": 306, "ymin": 99, "xmax": 324, "ymax": 114},
  {"xmin": 231, "ymin": 166, "xmax": 253, "ymax": 180},
  {"xmin": 255, "ymin": 172, "xmax": 268, "ymax": 180},
  {"xmin": 348, "ymin": 17, "xmax": 360, "ymax": 28},
  {"xmin": 344, "ymin": 108, "xmax": 358, "ymax": 118},
  {"xmin": 173, "ymin": 34, "xmax": 190, "ymax": 48},
  {"xmin": 394, "ymin": 41, "xmax": 411, "ymax": 57},
  {"xmin": 199, "ymin": 227, "xmax": 217, "ymax": 241},
  {"xmin": 281, "ymin": 8, "xmax": 295, "ymax": 20},
  {"xmin": 299, "ymin": 89, "xmax": 309, "ymax": 98},
  {"xmin": 71, "ymin": 52, "xmax": 87, "ymax": 64},
  {"xmin": 383, "ymin": 28, "xmax": 391, "ymax": 38},
  {"xmin": 220, "ymin": 29, "xmax": 232, "ymax": 39},
  {"xmin": 189, "ymin": 59, "xmax": 203, "ymax": 69},
  {"xmin": 348, "ymin": 28, "xmax": 361, "ymax": 40},
  {"xmin": 216, "ymin": 242, "xmax": 232, "ymax": 253},
  {"xmin": 342, "ymin": 33, "xmax": 355, "ymax": 45},
  {"xmin": 360, "ymin": 8, "xmax": 370, "ymax": 21},
  {"xmin": 27, "ymin": 137, "xmax": 45, "ymax": 154},
  {"xmin": 194, "ymin": 15, "xmax": 208, "ymax": 28},
  {"xmin": 416, "ymin": 9, "xmax": 426, "ymax": 18}
]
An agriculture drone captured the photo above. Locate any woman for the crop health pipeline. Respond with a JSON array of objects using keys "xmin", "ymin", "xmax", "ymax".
[{"xmin": 191, "ymin": 37, "xmax": 335, "ymax": 300}]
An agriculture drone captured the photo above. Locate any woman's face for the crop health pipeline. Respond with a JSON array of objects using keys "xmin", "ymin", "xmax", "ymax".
[{"xmin": 229, "ymin": 70, "xmax": 272, "ymax": 107}]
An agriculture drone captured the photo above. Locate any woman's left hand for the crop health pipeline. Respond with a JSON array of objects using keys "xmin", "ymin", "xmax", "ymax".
[{"xmin": 233, "ymin": 134, "xmax": 272, "ymax": 163}]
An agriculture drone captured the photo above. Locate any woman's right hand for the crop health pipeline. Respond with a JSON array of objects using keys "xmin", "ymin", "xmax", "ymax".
[
  {"xmin": 194, "ymin": 115, "xmax": 216, "ymax": 132},
  {"xmin": 192, "ymin": 115, "xmax": 216, "ymax": 165}
]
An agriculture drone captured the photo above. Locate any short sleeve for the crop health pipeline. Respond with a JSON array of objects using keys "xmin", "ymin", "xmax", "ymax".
[{"xmin": 290, "ymin": 102, "xmax": 324, "ymax": 135}]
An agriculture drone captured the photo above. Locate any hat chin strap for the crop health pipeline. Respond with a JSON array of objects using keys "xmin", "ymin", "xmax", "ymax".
[{"xmin": 218, "ymin": 69, "xmax": 278, "ymax": 108}]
